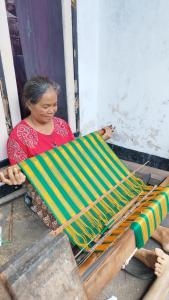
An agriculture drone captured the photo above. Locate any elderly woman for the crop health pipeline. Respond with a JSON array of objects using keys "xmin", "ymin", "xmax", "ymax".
[
  {"xmin": 1, "ymin": 76, "xmax": 76, "ymax": 229},
  {"xmin": 0, "ymin": 75, "xmax": 112, "ymax": 229}
]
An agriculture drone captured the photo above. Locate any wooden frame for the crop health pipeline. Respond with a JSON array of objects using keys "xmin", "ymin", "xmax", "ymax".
[
  {"xmin": 0, "ymin": 90, "xmax": 8, "ymax": 162},
  {"xmin": 61, "ymin": 0, "xmax": 76, "ymax": 133},
  {"xmin": 0, "ymin": 0, "xmax": 21, "ymax": 127}
]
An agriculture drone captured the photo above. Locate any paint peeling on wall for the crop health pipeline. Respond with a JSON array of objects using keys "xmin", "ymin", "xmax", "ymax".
[{"xmin": 77, "ymin": 1, "xmax": 169, "ymax": 158}]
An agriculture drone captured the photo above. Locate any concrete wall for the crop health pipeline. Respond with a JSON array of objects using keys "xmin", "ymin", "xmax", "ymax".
[
  {"xmin": 77, "ymin": 0, "xmax": 99, "ymax": 133},
  {"xmin": 77, "ymin": 0, "xmax": 169, "ymax": 159}
]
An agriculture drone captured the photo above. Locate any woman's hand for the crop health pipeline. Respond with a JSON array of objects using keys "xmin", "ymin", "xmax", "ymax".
[
  {"xmin": 102, "ymin": 126, "xmax": 115, "ymax": 141},
  {"xmin": 0, "ymin": 165, "xmax": 26, "ymax": 185}
]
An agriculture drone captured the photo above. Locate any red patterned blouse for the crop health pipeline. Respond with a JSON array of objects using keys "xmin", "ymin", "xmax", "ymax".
[{"xmin": 7, "ymin": 117, "xmax": 75, "ymax": 165}]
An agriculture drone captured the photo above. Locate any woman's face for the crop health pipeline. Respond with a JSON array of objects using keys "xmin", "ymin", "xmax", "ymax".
[{"xmin": 28, "ymin": 88, "xmax": 58, "ymax": 124}]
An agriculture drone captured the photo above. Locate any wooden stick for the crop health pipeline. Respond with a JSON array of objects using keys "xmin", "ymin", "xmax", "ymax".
[{"xmin": 51, "ymin": 161, "xmax": 149, "ymax": 236}]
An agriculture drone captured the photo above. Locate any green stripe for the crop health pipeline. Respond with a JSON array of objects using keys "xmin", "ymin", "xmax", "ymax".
[
  {"xmin": 52, "ymin": 146, "xmax": 111, "ymax": 222},
  {"xmin": 130, "ymin": 221, "xmax": 144, "ymax": 248},
  {"xmin": 47, "ymin": 151, "xmax": 89, "ymax": 207},
  {"xmin": 78, "ymin": 137, "xmax": 132, "ymax": 201},
  {"xmin": 23, "ymin": 159, "xmax": 71, "ymax": 221},
  {"xmin": 38, "ymin": 155, "xmax": 80, "ymax": 214},
  {"xmin": 160, "ymin": 191, "xmax": 169, "ymax": 212},
  {"xmin": 86, "ymin": 134, "xmax": 142, "ymax": 198},
  {"xmin": 92, "ymin": 133, "xmax": 139, "ymax": 187},
  {"xmin": 61, "ymin": 144, "xmax": 120, "ymax": 213}
]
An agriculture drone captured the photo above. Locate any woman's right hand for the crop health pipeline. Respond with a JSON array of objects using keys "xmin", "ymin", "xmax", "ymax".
[{"xmin": 0, "ymin": 165, "xmax": 26, "ymax": 185}]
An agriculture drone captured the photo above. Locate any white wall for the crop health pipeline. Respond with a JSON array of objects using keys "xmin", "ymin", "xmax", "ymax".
[
  {"xmin": 77, "ymin": 0, "xmax": 169, "ymax": 159},
  {"xmin": 77, "ymin": 0, "xmax": 99, "ymax": 134}
]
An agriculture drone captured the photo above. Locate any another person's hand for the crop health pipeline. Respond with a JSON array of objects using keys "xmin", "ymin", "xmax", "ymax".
[
  {"xmin": 0, "ymin": 166, "xmax": 26, "ymax": 185},
  {"xmin": 102, "ymin": 126, "xmax": 115, "ymax": 141}
]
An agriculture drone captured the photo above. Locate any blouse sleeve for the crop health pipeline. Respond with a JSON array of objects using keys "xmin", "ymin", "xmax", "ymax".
[{"xmin": 7, "ymin": 135, "xmax": 28, "ymax": 165}]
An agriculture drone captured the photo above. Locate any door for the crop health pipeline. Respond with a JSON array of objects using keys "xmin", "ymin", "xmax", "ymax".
[{"xmin": 15, "ymin": 0, "xmax": 68, "ymax": 120}]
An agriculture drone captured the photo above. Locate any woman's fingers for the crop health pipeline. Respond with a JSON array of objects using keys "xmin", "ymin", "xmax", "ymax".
[
  {"xmin": 0, "ymin": 171, "xmax": 13, "ymax": 185},
  {"xmin": 14, "ymin": 168, "xmax": 26, "ymax": 184},
  {"xmin": 0, "ymin": 167, "xmax": 26, "ymax": 185},
  {"xmin": 7, "ymin": 167, "xmax": 18, "ymax": 185}
]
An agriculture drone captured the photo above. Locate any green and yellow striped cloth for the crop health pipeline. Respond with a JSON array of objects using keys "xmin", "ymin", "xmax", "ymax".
[{"xmin": 19, "ymin": 132, "xmax": 169, "ymax": 249}]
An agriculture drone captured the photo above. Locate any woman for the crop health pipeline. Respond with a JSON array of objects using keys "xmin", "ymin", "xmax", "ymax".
[{"xmin": 0, "ymin": 75, "xmax": 112, "ymax": 229}]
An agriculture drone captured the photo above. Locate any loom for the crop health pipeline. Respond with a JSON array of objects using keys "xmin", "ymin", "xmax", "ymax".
[{"xmin": 15, "ymin": 132, "xmax": 169, "ymax": 298}]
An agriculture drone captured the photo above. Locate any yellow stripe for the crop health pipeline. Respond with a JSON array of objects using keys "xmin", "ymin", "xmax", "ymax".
[
  {"xmin": 50, "ymin": 149, "xmax": 112, "ymax": 220},
  {"xmin": 95, "ymin": 133, "xmax": 130, "ymax": 174},
  {"xmin": 31, "ymin": 156, "xmax": 75, "ymax": 217},
  {"xmin": 143, "ymin": 208, "xmax": 155, "ymax": 235},
  {"xmin": 94, "ymin": 134, "xmax": 147, "ymax": 189},
  {"xmin": 54, "ymin": 147, "xmax": 104, "ymax": 198},
  {"xmin": 21, "ymin": 161, "xmax": 66, "ymax": 223},
  {"xmin": 66, "ymin": 142, "xmax": 112, "ymax": 192},
  {"xmin": 155, "ymin": 194, "xmax": 168, "ymax": 217},
  {"xmin": 83, "ymin": 137, "xmax": 129, "ymax": 187},
  {"xmin": 148, "ymin": 202, "xmax": 161, "ymax": 226},
  {"xmin": 42, "ymin": 153, "xmax": 84, "ymax": 210},
  {"xmin": 83, "ymin": 136, "xmax": 142, "ymax": 197},
  {"xmin": 56, "ymin": 146, "xmax": 125, "ymax": 218},
  {"xmin": 42, "ymin": 153, "xmax": 111, "ymax": 234},
  {"xmin": 50, "ymin": 149, "xmax": 97, "ymax": 201}
]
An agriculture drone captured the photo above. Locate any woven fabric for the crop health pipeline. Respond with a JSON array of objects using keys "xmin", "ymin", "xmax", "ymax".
[
  {"xmin": 19, "ymin": 132, "xmax": 169, "ymax": 249},
  {"xmin": 130, "ymin": 188, "xmax": 169, "ymax": 248}
]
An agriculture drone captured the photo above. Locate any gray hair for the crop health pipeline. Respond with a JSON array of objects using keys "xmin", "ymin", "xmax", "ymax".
[{"xmin": 22, "ymin": 76, "xmax": 60, "ymax": 107}]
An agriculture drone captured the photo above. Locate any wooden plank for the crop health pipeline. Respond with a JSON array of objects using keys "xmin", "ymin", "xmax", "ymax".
[
  {"xmin": 124, "ymin": 160, "xmax": 169, "ymax": 180},
  {"xmin": 0, "ymin": 91, "xmax": 8, "ymax": 161},
  {"xmin": 159, "ymin": 176, "xmax": 169, "ymax": 187},
  {"xmin": 82, "ymin": 229, "xmax": 136, "ymax": 300}
]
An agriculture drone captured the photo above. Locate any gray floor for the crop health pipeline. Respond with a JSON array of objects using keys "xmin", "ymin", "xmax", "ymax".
[
  {"xmin": 0, "ymin": 196, "xmax": 48, "ymax": 267},
  {"xmin": 1, "ymin": 196, "xmax": 169, "ymax": 300}
]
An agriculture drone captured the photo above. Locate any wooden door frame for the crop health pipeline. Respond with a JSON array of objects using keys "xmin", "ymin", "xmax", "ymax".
[
  {"xmin": 0, "ymin": 0, "xmax": 21, "ymax": 127},
  {"xmin": 61, "ymin": 0, "xmax": 76, "ymax": 133},
  {"xmin": 0, "ymin": 0, "xmax": 21, "ymax": 163}
]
